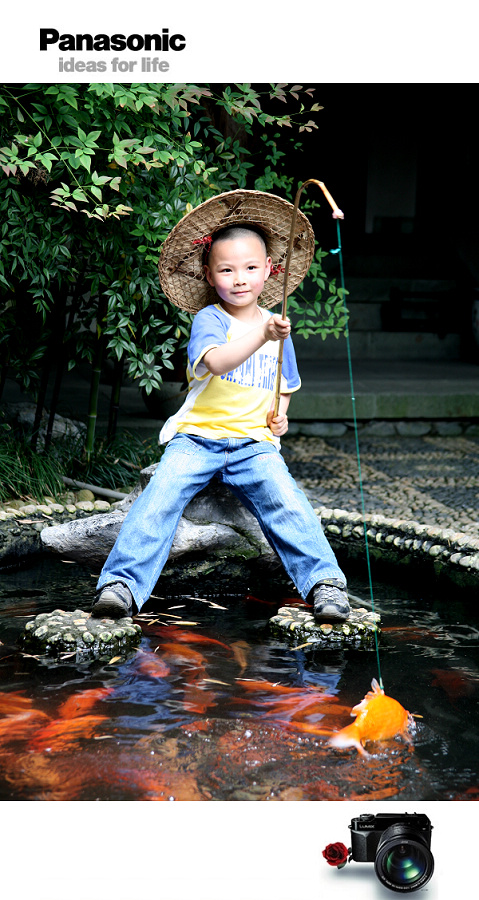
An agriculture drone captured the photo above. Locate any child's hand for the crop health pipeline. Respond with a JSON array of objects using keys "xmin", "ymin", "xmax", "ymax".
[
  {"xmin": 266, "ymin": 410, "xmax": 289, "ymax": 436},
  {"xmin": 264, "ymin": 314, "xmax": 291, "ymax": 342}
]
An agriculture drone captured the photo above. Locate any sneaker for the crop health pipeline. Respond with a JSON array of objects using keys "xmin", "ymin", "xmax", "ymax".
[
  {"xmin": 92, "ymin": 582, "xmax": 134, "ymax": 619},
  {"xmin": 312, "ymin": 579, "xmax": 350, "ymax": 622}
]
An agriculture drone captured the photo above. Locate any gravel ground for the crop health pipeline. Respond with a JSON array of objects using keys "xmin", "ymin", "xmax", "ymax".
[{"xmin": 282, "ymin": 433, "xmax": 479, "ymax": 536}]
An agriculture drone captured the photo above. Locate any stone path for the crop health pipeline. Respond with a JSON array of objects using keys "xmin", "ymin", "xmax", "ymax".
[{"xmin": 283, "ymin": 433, "xmax": 479, "ymax": 536}]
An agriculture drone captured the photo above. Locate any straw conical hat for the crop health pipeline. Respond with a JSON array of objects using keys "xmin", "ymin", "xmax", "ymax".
[{"xmin": 158, "ymin": 189, "xmax": 315, "ymax": 313}]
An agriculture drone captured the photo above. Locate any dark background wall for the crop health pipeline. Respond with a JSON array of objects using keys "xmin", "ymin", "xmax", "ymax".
[{"xmin": 257, "ymin": 85, "xmax": 479, "ymax": 362}]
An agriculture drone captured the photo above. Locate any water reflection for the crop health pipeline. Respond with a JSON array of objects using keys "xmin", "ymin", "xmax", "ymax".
[{"xmin": 0, "ymin": 557, "xmax": 478, "ymax": 800}]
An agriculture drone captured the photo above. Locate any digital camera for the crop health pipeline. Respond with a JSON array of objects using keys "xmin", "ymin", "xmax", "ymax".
[{"xmin": 349, "ymin": 813, "xmax": 434, "ymax": 893}]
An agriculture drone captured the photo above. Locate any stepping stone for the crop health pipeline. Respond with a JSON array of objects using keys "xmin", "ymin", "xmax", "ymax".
[
  {"xmin": 22, "ymin": 608, "xmax": 142, "ymax": 660},
  {"xmin": 269, "ymin": 605, "xmax": 380, "ymax": 650}
]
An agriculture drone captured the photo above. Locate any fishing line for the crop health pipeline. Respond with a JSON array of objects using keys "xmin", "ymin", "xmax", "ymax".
[
  {"xmin": 331, "ymin": 219, "xmax": 384, "ymax": 691},
  {"xmin": 275, "ymin": 179, "xmax": 384, "ymax": 690}
]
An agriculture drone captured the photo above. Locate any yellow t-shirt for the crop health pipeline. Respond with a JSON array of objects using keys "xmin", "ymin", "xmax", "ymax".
[{"xmin": 159, "ymin": 304, "xmax": 301, "ymax": 447}]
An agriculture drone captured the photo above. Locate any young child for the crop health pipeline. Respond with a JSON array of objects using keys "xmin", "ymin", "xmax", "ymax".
[{"xmin": 92, "ymin": 190, "xmax": 349, "ymax": 622}]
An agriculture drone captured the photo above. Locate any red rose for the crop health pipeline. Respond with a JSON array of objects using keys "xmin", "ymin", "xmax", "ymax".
[{"xmin": 322, "ymin": 842, "xmax": 349, "ymax": 867}]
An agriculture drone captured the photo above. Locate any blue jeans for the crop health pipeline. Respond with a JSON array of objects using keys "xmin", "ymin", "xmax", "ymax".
[{"xmin": 97, "ymin": 434, "xmax": 346, "ymax": 611}]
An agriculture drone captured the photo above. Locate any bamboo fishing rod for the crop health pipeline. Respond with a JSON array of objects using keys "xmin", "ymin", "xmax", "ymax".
[{"xmin": 272, "ymin": 179, "xmax": 344, "ymax": 417}]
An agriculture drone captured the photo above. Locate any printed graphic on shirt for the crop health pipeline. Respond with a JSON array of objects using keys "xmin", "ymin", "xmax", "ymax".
[{"xmin": 222, "ymin": 349, "xmax": 277, "ymax": 391}]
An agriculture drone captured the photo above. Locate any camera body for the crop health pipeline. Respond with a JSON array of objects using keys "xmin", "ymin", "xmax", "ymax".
[
  {"xmin": 349, "ymin": 813, "xmax": 434, "ymax": 893},
  {"xmin": 350, "ymin": 813, "xmax": 432, "ymax": 861}
]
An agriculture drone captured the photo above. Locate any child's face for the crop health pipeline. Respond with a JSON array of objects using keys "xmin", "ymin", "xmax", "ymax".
[{"xmin": 204, "ymin": 234, "xmax": 272, "ymax": 316}]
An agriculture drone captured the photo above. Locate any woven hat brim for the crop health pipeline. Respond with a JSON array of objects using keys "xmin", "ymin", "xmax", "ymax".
[{"xmin": 158, "ymin": 190, "xmax": 315, "ymax": 314}]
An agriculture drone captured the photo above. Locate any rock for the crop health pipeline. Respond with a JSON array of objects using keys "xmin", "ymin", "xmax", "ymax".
[
  {"xmin": 7, "ymin": 403, "xmax": 85, "ymax": 447},
  {"xmin": 270, "ymin": 605, "xmax": 381, "ymax": 649},
  {"xmin": 299, "ymin": 422, "xmax": 348, "ymax": 437},
  {"xmin": 396, "ymin": 421, "xmax": 432, "ymax": 437},
  {"xmin": 36, "ymin": 504, "xmax": 53, "ymax": 515},
  {"xmin": 22, "ymin": 608, "xmax": 142, "ymax": 660},
  {"xmin": 41, "ymin": 509, "xmax": 129, "ymax": 567},
  {"xmin": 0, "ymin": 518, "xmax": 45, "ymax": 566},
  {"xmin": 76, "ymin": 489, "xmax": 95, "ymax": 502},
  {"xmin": 40, "ymin": 475, "xmax": 275, "ymax": 569},
  {"xmin": 434, "ymin": 421, "xmax": 463, "ymax": 436},
  {"xmin": 2, "ymin": 499, "xmax": 25, "ymax": 510},
  {"xmin": 360, "ymin": 420, "xmax": 397, "ymax": 436},
  {"xmin": 429, "ymin": 545, "xmax": 445, "ymax": 557},
  {"xmin": 286, "ymin": 421, "xmax": 300, "ymax": 435}
]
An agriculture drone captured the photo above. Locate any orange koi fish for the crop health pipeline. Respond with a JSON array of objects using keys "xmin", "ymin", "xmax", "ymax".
[
  {"xmin": 242, "ymin": 594, "xmax": 276, "ymax": 606},
  {"xmin": 237, "ymin": 679, "xmax": 311, "ymax": 694},
  {"xmin": 0, "ymin": 691, "xmax": 35, "ymax": 715},
  {"xmin": 182, "ymin": 683, "xmax": 217, "ymax": 715},
  {"xmin": 280, "ymin": 597, "xmax": 311, "ymax": 608},
  {"xmin": 57, "ymin": 687, "xmax": 113, "ymax": 720},
  {"xmin": 236, "ymin": 691, "xmax": 342, "ymax": 720},
  {"xmin": 180, "ymin": 719, "xmax": 210, "ymax": 733},
  {"xmin": 0, "ymin": 708, "xmax": 50, "ymax": 742},
  {"xmin": 30, "ymin": 715, "xmax": 108, "ymax": 752},
  {"xmin": 137, "ymin": 655, "xmax": 171, "ymax": 679},
  {"xmin": 230, "ymin": 640, "xmax": 250, "ymax": 674},
  {"xmin": 329, "ymin": 678, "xmax": 413, "ymax": 757},
  {"xmin": 156, "ymin": 626, "xmax": 230, "ymax": 651},
  {"xmin": 0, "ymin": 692, "xmax": 50, "ymax": 745},
  {"xmin": 160, "ymin": 642, "xmax": 208, "ymax": 669},
  {"xmin": 431, "ymin": 667, "xmax": 478, "ymax": 700}
]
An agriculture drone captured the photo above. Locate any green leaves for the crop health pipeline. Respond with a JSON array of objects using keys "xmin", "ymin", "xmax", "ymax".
[
  {"xmin": 0, "ymin": 82, "xmax": 325, "ymax": 452},
  {"xmin": 288, "ymin": 252, "xmax": 349, "ymax": 340}
]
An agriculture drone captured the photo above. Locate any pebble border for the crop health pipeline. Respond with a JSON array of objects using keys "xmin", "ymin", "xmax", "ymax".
[
  {"xmin": 287, "ymin": 419, "xmax": 479, "ymax": 438},
  {"xmin": 318, "ymin": 505, "xmax": 479, "ymax": 582},
  {"xmin": 0, "ymin": 489, "xmax": 115, "ymax": 523}
]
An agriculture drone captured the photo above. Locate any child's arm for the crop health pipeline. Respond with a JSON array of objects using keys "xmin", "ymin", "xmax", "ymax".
[
  {"xmin": 203, "ymin": 314, "xmax": 291, "ymax": 376},
  {"xmin": 267, "ymin": 393, "xmax": 291, "ymax": 437}
]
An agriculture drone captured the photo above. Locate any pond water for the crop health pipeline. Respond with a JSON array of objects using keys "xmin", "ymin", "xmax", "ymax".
[{"xmin": 1, "ymin": 557, "xmax": 478, "ymax": 801}]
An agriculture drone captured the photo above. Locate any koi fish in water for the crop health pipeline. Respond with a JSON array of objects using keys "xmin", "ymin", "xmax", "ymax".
[
  {"xmin": 136, "ymin": 654, "xmax": 171, "ymax": 679},
  {"xmin": 431, "ymin": 667, "xmax": 478, "ymax": 700},
  {"xmin": 329, "ymin": 678, "xmax": 414, "ymax": 757},
  {"xmin": 57, "ymin": 688, "xmax": 112, "ymax": 720},
  {"xmin": 151, "ymin": 626, "xmax": 230, "ymax": 652},
  {"xmin": 230, "ymin": 640, "xmax": 250, "ymax": 675}
]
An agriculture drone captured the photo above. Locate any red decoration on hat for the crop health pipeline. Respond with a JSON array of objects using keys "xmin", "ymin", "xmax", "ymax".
[{"xmin": 192, "ymin": 235, "xmax": 212, "ymax": 253}]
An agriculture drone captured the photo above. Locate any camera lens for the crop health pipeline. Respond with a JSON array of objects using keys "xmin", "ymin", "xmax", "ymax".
[
  {"xmin": 384, "ymin": 844, "xmax": 427, "ymax": 883},
  {"xmin": 375, "ymin": 825, "xmax": 434, "ymax": 892}
]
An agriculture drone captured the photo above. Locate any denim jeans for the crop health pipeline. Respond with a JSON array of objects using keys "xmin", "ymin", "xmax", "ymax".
[{"xmin": 97, "ymin": 434, "xmax": 346, "ymax": 611}]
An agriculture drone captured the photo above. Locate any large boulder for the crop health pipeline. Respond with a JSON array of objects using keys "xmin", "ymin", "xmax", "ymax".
[
  {"xmin": 4, "ymin": 402, "xmax": 85, "ymax": 447},
  {"xmin": 40, "ymin": 466, "xmax": 275, "ymax": 570}
]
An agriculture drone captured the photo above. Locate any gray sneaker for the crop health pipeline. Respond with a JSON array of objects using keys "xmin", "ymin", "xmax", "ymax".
[
  {"xmin": 92, "ymin": 582, "xmax": 134, "ymax": 619},
  {"xmin": 312, "ymin": 579, "xmax": 350, "ymax": 622}
]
